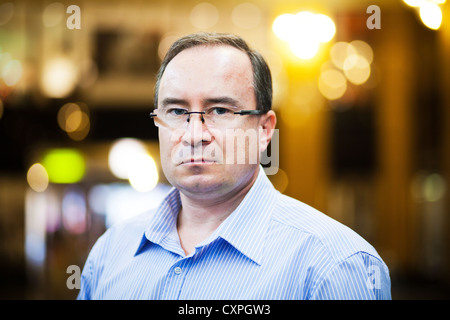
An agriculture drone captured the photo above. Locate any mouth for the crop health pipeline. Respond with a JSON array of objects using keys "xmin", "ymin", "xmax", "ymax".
[{"xmin": 181, "ymin": 158, "xmax": 216, "ymax": 165}]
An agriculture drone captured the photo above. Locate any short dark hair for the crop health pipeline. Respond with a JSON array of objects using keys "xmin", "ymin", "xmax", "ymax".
[{"xmin": 154, "ymin": 32, "xmax": 272, "ymax": 113}]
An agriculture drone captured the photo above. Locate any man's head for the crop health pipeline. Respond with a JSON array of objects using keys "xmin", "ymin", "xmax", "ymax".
[
  {"xmin": 154, "ymin": 32, "xmax": 273, "ymax": 113},
  {"xmin": 154, "ymin": 32, "xmax": 276, "ymax": 201}
]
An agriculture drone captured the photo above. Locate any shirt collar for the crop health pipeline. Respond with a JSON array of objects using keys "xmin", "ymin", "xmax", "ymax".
[{"xmin": 135, "ymin": 166, "xmax": 277, "ymax": 265}]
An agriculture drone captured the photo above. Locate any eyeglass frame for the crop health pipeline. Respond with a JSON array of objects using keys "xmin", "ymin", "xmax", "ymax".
[{"xmin": 149, "ymin": 109, "xmax": 266, "ymax": 128}]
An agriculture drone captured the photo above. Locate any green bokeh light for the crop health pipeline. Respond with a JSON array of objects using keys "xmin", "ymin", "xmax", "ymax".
[{"xmin": 42, "ymin": 148, "xmax": 85, "ymax": 184}]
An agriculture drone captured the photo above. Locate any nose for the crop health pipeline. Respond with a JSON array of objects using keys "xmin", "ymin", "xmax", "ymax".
[{"xmin": 181, "ymin": 112, "xmax": 213, "ymax": 147}]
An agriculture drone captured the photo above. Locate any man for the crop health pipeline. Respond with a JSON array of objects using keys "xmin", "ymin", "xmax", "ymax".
[{"xmin": 78, "ymin": 32, "xmax": 391, "ymax": 299}]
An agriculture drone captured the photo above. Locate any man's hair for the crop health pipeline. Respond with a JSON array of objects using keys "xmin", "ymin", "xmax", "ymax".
[{"xmin": 154, "ymin": 32, "xmax": 272, "ymax": 113}]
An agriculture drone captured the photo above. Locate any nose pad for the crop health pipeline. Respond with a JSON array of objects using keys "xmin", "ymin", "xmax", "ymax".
[{"xmin": 186, "ymin": 112, "xmax": 205, "ymax": 124}]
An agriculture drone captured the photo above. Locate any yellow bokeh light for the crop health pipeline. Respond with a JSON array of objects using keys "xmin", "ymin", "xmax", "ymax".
[
  {"xmin": 419, "ymin": 2, "xmax": 442, "ymax": 30},
  {"xmin": 57, "ymin": 102, "xmax": 90, "ymax": 141},
  {"xmin": 231, "ymin": 3, "xmax": 262, "ymax": 29},
  {"xmin": 318, "ymin": 69, "xmax": 347, "ymax": 100},
  {"xmin": 329, "ymin": 40, "xmax": 373, "ymax": 86},
  {"xmin": 314, "ymin": 14, "xmax": 336, "ymax": 43},
  {"xmin": 65, "ymin": 109, "xmax": 83, "ymax": 133},
  {"xmin": 289, "ymin": 39, "xmax": 320, "ymax": 60},
  {"xmin": 343, "ymin": 54, "xmax": 371, "ymax": 85},
  {"xmin": 273, "ymin": 11, "xmax": 335, "ymax": 60},
  {"xmin": 41, "ymin": 57, "xmax": 77, "ymax": 98},
  {"xmin": 330, "ymin": 42, "xmax": 357, "ymax": 70},
  {"xmin": 58, "ymin": 103, "xmax": 80, "ymax": 132},
  {"xmin": 42, "ymin": 2, "xmax": 65, "ymax": 27},
  {"xmin": 272, "ymin": 14, "xmax": 297, "ymax": 42},
  {"xmin": 27, "ymin": 163, "xmax": 49, "ymax": 192},
  {"xmin": 189, "ymin": 2, "xmax": 219, "ymax": 29},
  {"xmin": 350, "ymin": 40, "xmax": 374, "ymax": 64},
  {"xmin": 403, "ymin": 0, "xmax": 427, "ymax": 7},
  {"xmin": 67, "ymin": 114, "xmax": 90, "ymax": 141}
]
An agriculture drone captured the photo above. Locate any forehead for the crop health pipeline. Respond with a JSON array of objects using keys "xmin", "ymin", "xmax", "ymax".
[{"xmin": 158, "ymin": 45, "xmax": 254, "ymax": 103}]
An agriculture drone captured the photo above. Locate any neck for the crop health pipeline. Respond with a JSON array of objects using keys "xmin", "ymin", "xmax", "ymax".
[{"xmin": 176, "ymin": 167, "xmax": 259, "ymax": 255}]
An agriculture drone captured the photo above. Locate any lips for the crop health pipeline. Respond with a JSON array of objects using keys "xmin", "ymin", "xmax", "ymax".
[{"xmin": 181, "ymin": 158, "xmax": 215, "ymax": 164}]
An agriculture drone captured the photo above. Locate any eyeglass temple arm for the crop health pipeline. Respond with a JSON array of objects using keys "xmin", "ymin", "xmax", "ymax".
[{"xmin": 234, "ymin": 110, "xmax": 265, "ymax": 116}]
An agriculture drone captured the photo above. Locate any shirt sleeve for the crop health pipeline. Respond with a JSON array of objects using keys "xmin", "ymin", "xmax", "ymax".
[{"xmin": 310, "ymin": 252, "xmax": 391, "ymax": 300}]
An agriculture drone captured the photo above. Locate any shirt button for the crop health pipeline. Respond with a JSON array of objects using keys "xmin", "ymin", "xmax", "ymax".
[{"xmin": 174, "ymin": 267, "xmax": 182, "ymax": 275}]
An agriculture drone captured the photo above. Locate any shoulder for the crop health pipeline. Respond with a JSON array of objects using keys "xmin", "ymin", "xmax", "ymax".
[
  {"xmin": 270, "ymin": 192, "xmax": 383, "ymax": 264},
  {"xmin": 269, "ymin": 193, "xmax": 391, "ymax": 299}
]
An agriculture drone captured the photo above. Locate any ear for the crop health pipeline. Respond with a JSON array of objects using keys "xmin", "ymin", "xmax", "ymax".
[{"xmin": 258, "ymin": 110, "xmax": 277, "ymax": 153}]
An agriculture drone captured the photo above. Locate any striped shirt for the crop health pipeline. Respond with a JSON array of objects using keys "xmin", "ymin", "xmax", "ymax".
[{"xmin": 77, "ymin": 167, "xmax": 391, "ymax": 300}]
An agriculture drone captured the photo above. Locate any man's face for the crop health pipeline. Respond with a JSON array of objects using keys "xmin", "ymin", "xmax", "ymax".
[{"xmin": 156, "ymin": 45, "xmax": 269, "ymax": 200}]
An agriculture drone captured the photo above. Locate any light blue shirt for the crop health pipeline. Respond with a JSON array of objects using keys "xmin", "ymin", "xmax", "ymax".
[{"xmin": 78, "ymin": 167, "xmax": 391, "ymax": 300}]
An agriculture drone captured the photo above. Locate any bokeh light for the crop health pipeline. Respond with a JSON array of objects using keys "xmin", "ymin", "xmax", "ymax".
[
  {"xmin": 231, "ymin": 3, "xmax": 262, "ymax": 29},
  {"xmin": 27, "ymin": 163, "xmax": 49, "ymax": 192},
  {"xmin": 57, "ymin": 102, "xmax": 90, "ymax": 141},
  {"xmin": 62, "ymin": 189, "xmax": 87, "ymax": 234},
  {"xmin": 272, "ymin": 13, "xmax": 297, "ymax": 42},
  {"xmin": 330, "ymin": 42, "xmax": 357, "ymax": 70},
  {"xmin": 42, "ymin": 149, "xmax": 85, "ymax": 184},
  {"xmin": 128, "ymin": 154, "xmax": 159, "ymax": 193},
  {"xmin": 318, "ymin": 68, "xmax": 347, "ymax": 100},
  {"xmin": 41, "ymin": 57, "xmax": 77, "ymax": 98},
  {"xmin": 343, "ymin": 54, "xmax": 371, "ymax": 85},
  {"xmin": 108, "ymin": 138, "xmax": 159, "ymax": 192},
  {"xmin": 42, "ymin": 2, "xmax": 65, "ymax": 27},
  {"xmin": 108, "ymin": 138, "xmax": 148, "ymax": 180},
  {"xmin": 321, "ymin": 40, "xmax": 374, "ymax": 100},
  {"xmin": 190, "ymin": 2, "xmax": 219, "ymax": 29},
  {"xmin": 272, "ymin": 11, "xmax": 336, "ymax": 60},
  {"xmin": 419, "ymin": 1, "xmax": 443, "ymax": 30},
  {"xmin": 403, "ymin": 0, "xmax": 444, "ymax": 30}
]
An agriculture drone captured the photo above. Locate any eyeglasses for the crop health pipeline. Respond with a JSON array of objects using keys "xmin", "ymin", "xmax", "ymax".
[{"xmin": 149, "ymin": 107, "xmax": 265, "ymax": 129}]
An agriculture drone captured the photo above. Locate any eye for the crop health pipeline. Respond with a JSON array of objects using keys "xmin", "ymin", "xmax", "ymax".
[
  {"xmin": 167, "ymin": 108, "xmax": 187, "ymax": 116},
  {"xmin": 211, "ymin": 107, "xmax": 231, "ymax": 115}
]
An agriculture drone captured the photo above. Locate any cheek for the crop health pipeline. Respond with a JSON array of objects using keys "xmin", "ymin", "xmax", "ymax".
[
  {"xmin": 222, "ymin": 127, "xmax": 260, "ymax": 165},
  {"xmin": 158, "ymin": 130, "xmax": 175, "ymax": 161}
]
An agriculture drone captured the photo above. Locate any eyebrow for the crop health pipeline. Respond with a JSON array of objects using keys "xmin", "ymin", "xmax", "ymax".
[
  {"xmin": 160, "ymin": 98, "xmax": 189, "ymax": 108},
  {"xmin": 160, "ymin": 97, "xmax": 241, "ymax": 109},
  {"xmin": 204, "ymin": 97, "xmax": 240, "ymax": 107}
]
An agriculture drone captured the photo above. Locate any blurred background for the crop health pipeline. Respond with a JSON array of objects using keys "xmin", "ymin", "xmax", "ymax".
[{"xmin": 0, "ymin": 0, "xmax": 449, "ymax": 299}]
